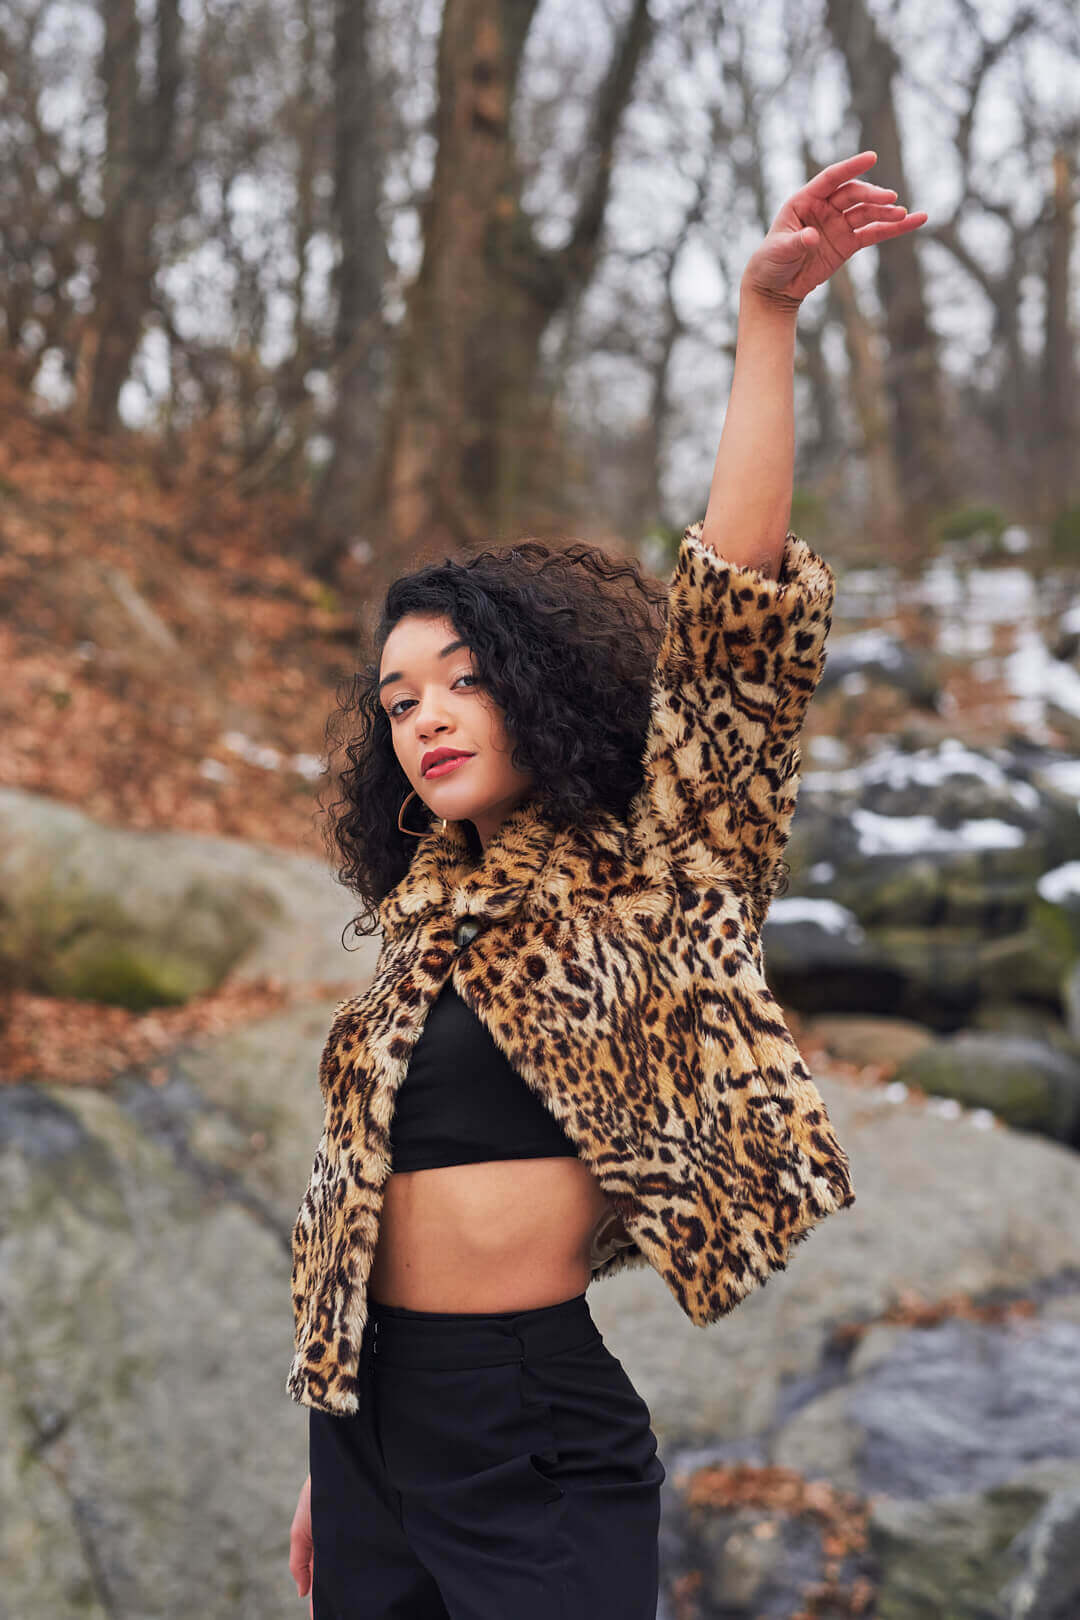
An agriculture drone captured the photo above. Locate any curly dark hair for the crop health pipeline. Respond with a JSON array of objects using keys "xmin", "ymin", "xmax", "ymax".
[
  {"xmin": 317, "ymin": 537, "xmax": 672, "ymax": 942},
  {"xmin": 318, "ymin": 535, "xmax": 794, "ymax": 944}
]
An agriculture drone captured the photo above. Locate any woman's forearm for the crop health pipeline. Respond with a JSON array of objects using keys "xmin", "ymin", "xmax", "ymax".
[{"xmin": 698, "ymin": 276, "xmax": 799, "ymax": 580}]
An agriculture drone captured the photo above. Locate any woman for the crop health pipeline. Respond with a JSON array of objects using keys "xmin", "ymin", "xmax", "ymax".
[{"xmin": 289, "ymin": 150, "xmax": 926, "ymax": 1617}]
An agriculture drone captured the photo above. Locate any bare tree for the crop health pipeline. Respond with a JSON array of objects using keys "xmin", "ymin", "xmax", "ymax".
[
  {"xmin": 88, "ymin": 0, "xmax": 181, "ymax": 435},
  {"xmin": 907, "ymin": 4, "xmax": 1078, "ymax": 519},
  {"xmin": 823, "ymin": 0, "xmax": 953, "ymax": 525},
  {"xmin": 340, "ymin": 0, "xmax": 655, "ymax": 591},
  {"xmin": 1040, "ymin": 146, "xmax": 1077, "ymax": 512},
  {"xmin": 0, "ymin": 8, "xmax": 97, "ymax": 393},
  {"xmin": 307, "ymin": 0, "xmax": 391, "ymax": 574}
]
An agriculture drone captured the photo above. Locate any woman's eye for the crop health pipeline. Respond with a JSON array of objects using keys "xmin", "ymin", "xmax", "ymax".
[{"xmin": 387, "ymin": 672, "xmax": 479, "ymax": 719}]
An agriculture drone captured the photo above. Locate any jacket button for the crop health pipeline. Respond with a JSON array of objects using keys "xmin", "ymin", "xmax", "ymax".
[{"xmin": 454, "ymin": 916, "xmax": 482, "ymax": 948}]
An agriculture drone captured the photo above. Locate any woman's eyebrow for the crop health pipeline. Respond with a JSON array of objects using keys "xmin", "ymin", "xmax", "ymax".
[{"xmin": 377, "ymin": 639, "xmax": 470, "ymax": 693}]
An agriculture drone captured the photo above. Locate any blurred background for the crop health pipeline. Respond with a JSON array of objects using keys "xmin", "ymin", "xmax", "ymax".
[{"xmin": 1, "ymin": 0, "xmax": 1079, "ymax": 1615}]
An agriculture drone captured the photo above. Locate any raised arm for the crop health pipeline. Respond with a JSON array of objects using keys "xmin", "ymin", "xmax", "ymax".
[
  {"xmin": 630, "ymin": 152, "xmax": 927, "ymax": 920},
  {"xmin": 700, "ymin": 148, "xmax": 927, "ymax": 576}
]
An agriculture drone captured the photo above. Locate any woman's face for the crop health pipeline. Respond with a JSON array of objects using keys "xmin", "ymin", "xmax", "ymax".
[{"xmin": 378, "ymin": 613, "xmax": 537, "ymax": 851}]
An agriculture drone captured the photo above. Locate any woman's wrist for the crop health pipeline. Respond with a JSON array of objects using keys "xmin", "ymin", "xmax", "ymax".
[{"xmin": 739, "ymin": 270, "xmax": 802, "ymax": 323}]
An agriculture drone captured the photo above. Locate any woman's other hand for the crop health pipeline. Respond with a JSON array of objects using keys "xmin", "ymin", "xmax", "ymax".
[
  {"xmin": 289, "ymin": 1471, "xmax": 315, "ymax": 1615},
  {"xmin": 742, "ymin": 149, "xmax": 928, "ymax": 312}
]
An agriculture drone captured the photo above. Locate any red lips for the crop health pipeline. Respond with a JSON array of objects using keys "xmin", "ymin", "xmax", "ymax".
[{"xmin": 421, "ymin": 747, "xmax": 473, "ymax": 776}]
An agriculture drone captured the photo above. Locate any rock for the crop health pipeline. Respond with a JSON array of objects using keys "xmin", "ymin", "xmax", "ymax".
[
  {"xmin": 815, "ymin": 630, "xmax": 942, "ymax": 709},
  {"xmin": 969, "ymin": 1001, "xmax": 1080, "ymax": 1057},
  {"xmin": 0, "ymin": 1369, "xmax": 111, "ymax": 1620},
  {"xmin": 770, "ymin": 1384, "xmax": 862, "ymax": 1494},
  {"xmin": 869, "ymin": 1461, "xmax": 1080, "ymax": 1620},
  {"xmin": 976, "ymin": 904, "xmax": 1080, "ymax": 1003},
  {"xmin": 0, "ymin": 787, "xmax": 377, "ymax": 1008},
  {"xmin": 637, "ymin": 1059, "xmax": 1080, "ymax": 1618},
  {"xmin": 894, "ymin": 1032, "xmax": 1080, "ymax": 1145},
  {"xmin": 690, "ymin": 1505, "xmax": 826, "ymax": 1618},
  {"xmin": 767, "ymin": 738, "xmax": 1080, "ymax": 1029},
  {"xmin": 847, "ymin": 1321, "xmax": 912, "ymax": 1378},
  {"xmin": 803, "ymin": 1014, "xmax": 936, "ymax": 1069},
  {"xmin": 122, "ymin": 997, "xmax": 339, "ymax": 1228},
  {"xmin": 764, "ymin": 1311, "xmax": 1080, "ymax": 1506},
  {"xmin": 857, "ymin": 1315, "xmax": 1080, "ymax": 1501},
  {"xmin": 1064, "ymin": 959, "xmax": 1080, "ymax": 1042},
  {"xmin": 999, "ymin": 1479, "xmax": 1080, "ymax": 1619},
  {"xmin": 0, "ymin": 1074, "xmax": 315, "ymax": 1619}
]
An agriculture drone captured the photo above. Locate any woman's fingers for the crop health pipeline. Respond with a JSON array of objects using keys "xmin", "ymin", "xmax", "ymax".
[
  {"xmin": 841, "ymin": 202, "xmax": 909, "ymax": 228},
  {"xmin": 289, "ymin": 1473, "xmax": 314, "ymax": 1599},
  {"xmin": 799, "ymin": 166, "xmax": 928, "ymax": 241},
  {"xmin": 852, "ymin": 209, "xmax": 929, "ymax": 241},
  {"xmin": 802, "ymin": 149, "xmax": 880, "ymax": 197},
  {"xmin": 828, "ymin": 179, "xmax": 900, "ymax": 206}
]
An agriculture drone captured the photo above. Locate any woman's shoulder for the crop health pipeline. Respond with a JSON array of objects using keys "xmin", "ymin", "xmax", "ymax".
[{"xmin": 543, "ymin": 809, "xmax": 752, "ymax": 927}]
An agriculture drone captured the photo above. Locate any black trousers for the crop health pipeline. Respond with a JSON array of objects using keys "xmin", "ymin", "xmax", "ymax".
[{"xmin": 308, "ymin": 1290, "xmax": 666, "ymax": 1618}]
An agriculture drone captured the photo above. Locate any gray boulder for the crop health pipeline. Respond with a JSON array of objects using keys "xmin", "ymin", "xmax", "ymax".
[
  {"xmin": 868, "ymin": 1462, "xmax": 1080, "ymax": 1620},
  {"xmin": 0, "ymin": 787, "xmax": 376, "ymax": 1009},
  {"xmin": 0, "ymin": 1002, "xmax": 337, "ymax": 1620},
  {"xmin": 815, "ymin": 629, "xmax": 942, "ymax": 709},
  {"xmin": 893, "ymin": 1031, "xmax": 1080, "ymax": 1145}
]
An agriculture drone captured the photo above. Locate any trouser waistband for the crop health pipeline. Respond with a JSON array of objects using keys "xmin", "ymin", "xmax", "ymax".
[{"xmin": 363, "ymin": 1291, "xmax": 599, "ymax": 1368}]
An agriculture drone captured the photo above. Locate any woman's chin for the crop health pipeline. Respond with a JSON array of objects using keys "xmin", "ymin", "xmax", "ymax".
[{"xmin": 419, "ymin": 782, "xmax": 484, "ymax": 819}]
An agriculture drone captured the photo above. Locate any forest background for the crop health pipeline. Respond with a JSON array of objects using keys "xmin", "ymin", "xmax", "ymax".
[
  {"xmin": 1, "ymin": 0, "xmax": 1078, "ymax": 1081},
  {"xmin": 3, "ymin": 8, "xmax": 1080, "ymax": 1612}
]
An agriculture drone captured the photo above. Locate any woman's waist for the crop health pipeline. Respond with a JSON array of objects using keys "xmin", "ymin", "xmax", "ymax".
[
  {"xmin": 381, "ymin": 1155, "xmax": 613, "ymax": 1236},
  {"xmin": 364, "ymin": 1288, "xmax": 600, "ymax": 1366},
  {"xmin": 374, "ymin": 1155, "xmax": 613, "ymax": 1265}
]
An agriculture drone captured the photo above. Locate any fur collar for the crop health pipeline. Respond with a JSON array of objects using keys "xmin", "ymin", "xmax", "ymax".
[{"xmin": 377, "ymin": 790, "xmax": 632, "ymax": 938}]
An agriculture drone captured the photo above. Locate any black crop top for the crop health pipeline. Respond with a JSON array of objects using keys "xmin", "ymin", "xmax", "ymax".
[{"xmin": 389, "ymin": 982, "xmax": 580, "ymax": 1172}]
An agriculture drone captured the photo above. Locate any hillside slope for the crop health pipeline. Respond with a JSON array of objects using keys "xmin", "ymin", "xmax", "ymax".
[{"xmin": 1, "ymin": 375, "xmax": 355, "ymax": 856}]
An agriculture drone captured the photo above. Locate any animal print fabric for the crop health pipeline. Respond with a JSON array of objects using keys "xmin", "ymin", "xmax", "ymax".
[{"xmin": 287, "ymin": 521, "xmax": 855, "ymax": 1416}]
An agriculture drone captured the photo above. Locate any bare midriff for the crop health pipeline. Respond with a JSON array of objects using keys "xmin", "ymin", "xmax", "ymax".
[{"xmin": 368, "ymin": 1157, "xmax": 618, "ymax": 1312}]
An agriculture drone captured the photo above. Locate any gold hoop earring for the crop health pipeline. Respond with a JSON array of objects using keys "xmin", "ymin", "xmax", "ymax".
[{"xmin": 398, "ymin": 789, "xmax": 447, "ymax": 838}]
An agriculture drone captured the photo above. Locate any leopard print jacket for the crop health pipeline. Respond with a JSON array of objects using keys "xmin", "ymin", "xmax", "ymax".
[{"xmin": 286, "ymin": 519, "xmax": 856, "ymax": 1415}]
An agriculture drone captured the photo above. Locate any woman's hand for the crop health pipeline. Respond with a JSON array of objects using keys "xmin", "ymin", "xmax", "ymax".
[
  {"xmin": 289, "ymin": 1472, "xmax": 315, "ymax": 1616},
  {"xmin": 742, "ymin": 149, "xmax": 928, "ymax": 312}
]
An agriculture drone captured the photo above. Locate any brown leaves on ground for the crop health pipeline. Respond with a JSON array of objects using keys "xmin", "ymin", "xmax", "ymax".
[
  {"xmin": 829, "ymin": 1285, "xmax": 1038, "ymax": 1349},
  {"xmin": 670, "ymin": 1460, "xmax": 875, "ymax": 1619},
  {"xmin": 0, "ymin": 370, "xmax": 356, "ymax": 857},
  {"xmin": 0, "ymin": 976, "xmax": 357, "ymax": 1088}
]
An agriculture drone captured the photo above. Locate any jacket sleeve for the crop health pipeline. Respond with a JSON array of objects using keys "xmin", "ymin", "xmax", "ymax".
[{"xmin": 629, "ymin": 518, "xmax": 836, "ymax": 920}]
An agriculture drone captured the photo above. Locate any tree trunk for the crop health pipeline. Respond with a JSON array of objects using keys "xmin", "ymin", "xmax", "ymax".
[
  {"xmin": 373, "ymin": 0, "xmax": 550, "ymax": 579},
  {"xmin": 823, "ymin": 0, "xmax": 952, "ymax": 529},
  {"xmin": 1041, "ymin": 146, "xmax": 1077, "ymax": 514},
  {"xmin": 87, "ymin": 0, "xmax": 180, "ymax": 436},
  {"xmin": 826, "ymin": 263, "xmax": 904, "ymax": 548},
  {"xmin": 327, "ymin": 0, "xmax": 652, "ymax": 594},
  {"xmin": 304, "ymin": 0, "xmax": 387, "ymax": 571}
]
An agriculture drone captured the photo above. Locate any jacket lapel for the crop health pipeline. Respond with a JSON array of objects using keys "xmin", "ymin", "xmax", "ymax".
[{"xmin": 377, "ymin": 791, "xmax": 564, "ymax": 940}]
